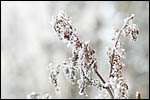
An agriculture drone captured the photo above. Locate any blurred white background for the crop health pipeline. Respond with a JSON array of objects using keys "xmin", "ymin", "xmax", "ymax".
[{"xmin": 1, "ymin": 1, "xmax": 149, "ymax": 99}]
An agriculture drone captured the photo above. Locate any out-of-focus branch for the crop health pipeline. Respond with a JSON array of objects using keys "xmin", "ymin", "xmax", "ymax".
[{"xmin": 136, "ymin": 91, "xmax": 142, "ymax": 99}]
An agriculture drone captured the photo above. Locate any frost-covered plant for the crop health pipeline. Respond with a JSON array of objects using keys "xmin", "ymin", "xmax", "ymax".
[
  {"xmin": 27, "ymin": 11, "xmax": 139, "ymax": 99},
  {"xmin": 47, "ymin": 11, "xmax": 139, "ymax": 99}
]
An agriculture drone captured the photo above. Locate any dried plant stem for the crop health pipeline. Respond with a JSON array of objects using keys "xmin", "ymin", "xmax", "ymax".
[
  {"xmin": 109, "ymin": 15, "xmax": 135, "ymax": 78},
  {"xmin": 109, "ymin": 24, "xmax": 128, "ymax": 77},
  {"xmin": 94, "ymin": 69, "xmax": 114, "ymax": 99}
]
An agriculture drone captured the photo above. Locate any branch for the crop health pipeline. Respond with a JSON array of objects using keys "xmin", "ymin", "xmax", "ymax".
[
  {"xmin": 107, "ymin": 14, "xmax": 139, "ymax": 99},
  {"xmin": 94, "ymin": 69, "xmax": 114, "ymax": 99}
]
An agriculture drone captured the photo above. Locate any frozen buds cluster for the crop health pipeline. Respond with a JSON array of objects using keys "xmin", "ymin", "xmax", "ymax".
[{"xmin": 123, "ymin": 14, "xmax": 139, "ymax": 41}]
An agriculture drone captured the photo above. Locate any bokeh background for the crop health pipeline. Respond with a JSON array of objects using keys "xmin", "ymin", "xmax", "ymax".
[{"xmin": 1, "ymin": 1, "xmax": 149, "ymax": 99}]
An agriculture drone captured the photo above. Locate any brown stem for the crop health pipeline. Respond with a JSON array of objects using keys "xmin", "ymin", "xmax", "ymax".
[{"xmin": 94, "ymin": 69, "xmax": 114, "ymax": 99}]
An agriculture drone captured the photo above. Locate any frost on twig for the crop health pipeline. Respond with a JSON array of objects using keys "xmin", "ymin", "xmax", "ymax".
[
  {"xmin": 47, "ymin": 63, "xmax": 61, "ymax": 94},
  {"xmin": 107, "ymin": 14, "xmax": 139, "ymax": 99}
]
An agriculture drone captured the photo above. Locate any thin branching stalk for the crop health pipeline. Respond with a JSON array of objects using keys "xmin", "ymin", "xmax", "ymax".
[
  {"xmin": 107, "ymin": 14, "xmax": 139, "ymax": 99},
  {"xmin": 94, "ymin": 69, "xmax": 114, "ymax": 98}
]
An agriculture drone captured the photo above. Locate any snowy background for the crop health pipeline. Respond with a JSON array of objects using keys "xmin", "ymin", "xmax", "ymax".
[{"xmin": 1, "ymin": 1, "xmax": 149, "ymax": 99}]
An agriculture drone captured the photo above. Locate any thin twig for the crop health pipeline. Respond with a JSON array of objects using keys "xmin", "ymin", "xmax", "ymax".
[
  {"xmin": 109, "ymin": 15, "xmax": 135, "ymax": 77},
  {"xmin": 94, "ymin": 69, "xmax": 114, "ymax": 99},
  {"xmin": 109, "ymin": 24, "xmax": 127, "ymax": 77}
]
